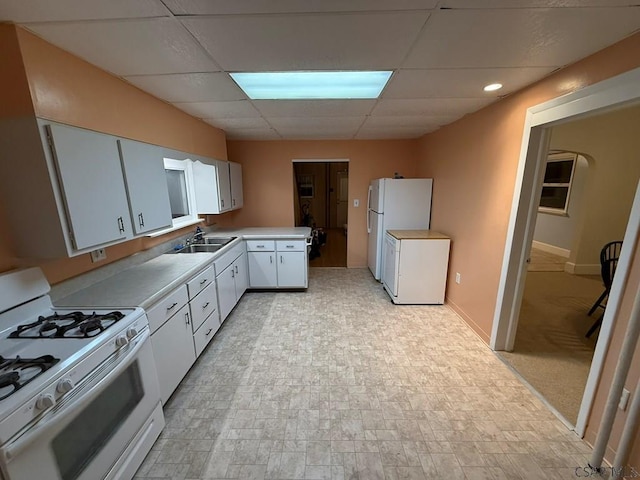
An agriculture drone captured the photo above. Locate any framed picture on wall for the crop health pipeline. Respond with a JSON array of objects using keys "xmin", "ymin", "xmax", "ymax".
[{"xmin": 297, "ymin": 174, "xmax": 314, "ymax": 198}]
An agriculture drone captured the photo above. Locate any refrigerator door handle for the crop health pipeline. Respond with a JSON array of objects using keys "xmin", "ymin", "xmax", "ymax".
[{"xmin": 367, "ymin": 185, "xmax": 373, "ymax": 233}]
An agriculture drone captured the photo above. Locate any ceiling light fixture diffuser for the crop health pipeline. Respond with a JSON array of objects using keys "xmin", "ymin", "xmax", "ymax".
[
  {"xmin": 483, "ymin": 83, "xmax": 503, "ymax": 92},
  {"xmin": 230, "ymin": 71, "xmax": 393, "ymax": 100}
]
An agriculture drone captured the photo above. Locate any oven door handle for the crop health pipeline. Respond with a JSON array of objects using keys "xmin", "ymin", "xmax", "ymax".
[{"xmin": 3, "ymin": 330, "xmax": 150, "ymax": 462}]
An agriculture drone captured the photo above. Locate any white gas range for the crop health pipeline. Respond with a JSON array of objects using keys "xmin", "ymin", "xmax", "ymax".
[{"xmin": 0, "ymin": 268, "xmax": 164, "ymax": 480}]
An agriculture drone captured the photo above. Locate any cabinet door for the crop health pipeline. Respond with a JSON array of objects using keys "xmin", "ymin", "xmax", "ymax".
[
  {"xmin": 217, "ymin": 264, "xmax": 237, "ymax": 323},
  {"xmin": 248, "ymin": 251, "xmax": 278, "ymax": 288},
  {"xmin": 47, "ymin": 124, "xmax": 132, "ymax": 250},
  {"xmin": 216, "ymin": 161, "xmax": 232, "ymax": 212},
  {"xmin": 234, "ymin": 252, "xmax": 248, "ymax": 297},
  {"xmin": 277, "ymin": 251, "xmax": 307, "ymax": 287},
  {"xmin": 118, "ymin": 139, "xmax": 172, "ymax": 235},
  {"xmin": 150, "ymin": 304, "xmax": 196, "ymax": 404},
  {"xmin": 229, "ymin": 161, "xmax": 243, "ymax": 210}
]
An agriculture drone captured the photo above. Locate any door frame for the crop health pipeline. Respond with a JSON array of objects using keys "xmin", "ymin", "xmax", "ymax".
[{"xmin": 490, "ymin": 67, "xmax": 640, "ymax": 436}]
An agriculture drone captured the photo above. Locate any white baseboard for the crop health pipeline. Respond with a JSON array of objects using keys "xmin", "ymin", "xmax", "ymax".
[
  {"xmin": 531, "ymin": 240, "xmax": 570, "ymax": 258},
  {"xmin": 564, "ymin": 262, "xmax": 600, "ymax": 275}
]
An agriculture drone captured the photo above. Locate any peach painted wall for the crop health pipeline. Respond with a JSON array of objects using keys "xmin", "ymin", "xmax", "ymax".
[
  {"xmin": 415, "ymin": 32, "xmax": 640, "ymax": 463},
  {"xmin": 225, "ymin": 140, "xmax": 420, "ymax": 267},
  {"xmin": 0, "ymin": 24, "xmax": 230, "ymax": 284}
]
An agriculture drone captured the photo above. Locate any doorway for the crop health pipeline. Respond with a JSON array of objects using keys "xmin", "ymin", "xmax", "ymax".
[
  {"xmin": 293, "ymin": 160, "xmax": 349, "ymax": 267},
  {"xmin": 491, "ymin": 67, "xmax": 640, "ymax": 436}
]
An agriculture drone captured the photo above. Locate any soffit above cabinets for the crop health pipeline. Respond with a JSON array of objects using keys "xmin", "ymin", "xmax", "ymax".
[{"xmin": 2, "ymin": 0, "xmax": 639, "ymax": 140}]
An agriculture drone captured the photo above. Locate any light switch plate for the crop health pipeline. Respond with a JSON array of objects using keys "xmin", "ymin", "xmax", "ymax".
[{"xmin": 354, "ymin": 199, "xmax": 360, "ymax": 207}]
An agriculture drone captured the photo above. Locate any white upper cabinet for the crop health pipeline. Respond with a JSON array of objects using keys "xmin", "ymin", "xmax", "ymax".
[
  {"xmin": 193, "ymin": 160, "xmax": 242, "ymax": 214},
  {"xmin": 46, "ymin": 123, "xmax": 133, "ymax": 251},
  {"xmin": 118, "ymin": 139, "xmax": 172, "ymax": 235},
  {"xmin": 229, "ymin": 161, "xmax": 244, "ymax": 210}
]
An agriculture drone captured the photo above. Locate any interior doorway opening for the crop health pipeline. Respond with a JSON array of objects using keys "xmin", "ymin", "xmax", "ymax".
[
  {"xmin": 292, "ymin": 160, "xmax": 349, "ymax": 267},
  {"xmin": 491, "ymin": 67, "xmax": 640, "ymax": 437}
]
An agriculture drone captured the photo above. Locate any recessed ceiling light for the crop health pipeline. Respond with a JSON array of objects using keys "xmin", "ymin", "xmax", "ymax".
[
  {"xmin": 483, "ymin": 83, "xmax": 503, "ymax": 92},
  {"xmin": 230, "ymin": 71, "xmax": 393, "ymax": 100}
]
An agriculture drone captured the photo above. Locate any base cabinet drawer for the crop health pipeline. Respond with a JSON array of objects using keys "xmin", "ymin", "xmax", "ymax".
[
  {"xmin": 189, "ymin": 281, "xmax": 218, "ymax": 331},
  {"xmin": 146, "ymin": 284, "xmax": 188, "ymax": 334},
  {"xmin": 193, "ymin": 313, "xmax": 220, "ymax": 357}
]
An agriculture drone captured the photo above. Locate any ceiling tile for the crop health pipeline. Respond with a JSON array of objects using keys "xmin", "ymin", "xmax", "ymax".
[
  {"xmin": 404, "ymin": 7, "xmax": 640, "ymax": 69},
  {"xmin": 253, "ymin": 99, "xmax": 376, "ymax": 118},
  {"xmin": 164, "ymin": 0, "xmax": 437, "ymax": 15},
  {"xmin": 273, "ymin": 127, "xmax": 357, "ymax": 140},
  {"xmin": 181, "ymin": 12, "xmax": 429, "ymax": 71},
  {"xmin": 442, "ymin": 0, "xmax": 638, "ymax": 7},
  {"xmin": 383, "ymin": 67, "xmax": 556, "ymax": 99},
  {"xmin": 0, "ymin": 0, "xmax": 170, "ymax": 22},
  {"xmin": 356, "ymin": 126, "xmax": 436, "ymax": 139},
  {"xmin": 205, "ymin": 117, "xmax": 270, "ymax": 129},
  {"xmin": 173, "ymin": 100, "xmax": 260, "ymax": 118},
  {"xmin": 226, "ymin": 128, "xmax": 281, "ymax": 140},
  {"xmin": 373, "ymin": 98, "xmax": 493, "ymax": 117},
  {"xmin": 267, "ymin": 116, "xmax": 364, "ymax": 130},
  {"xmin": 361, "ymin": 115, "xmax": 443, "ymax": 130},
  {"xmin": 25, "ymin": 18, "xmax": 218, "ymax": 75},
  {"xmin": 125, "ymin": 73, "xmax": 244, "ymax": 102}
]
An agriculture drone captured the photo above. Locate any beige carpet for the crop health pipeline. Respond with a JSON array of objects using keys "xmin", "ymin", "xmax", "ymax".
[
  {"xmin": 498, "ymin": 271, "xmax": 603, "ymax": 425},
  {"xmin": 528, "ymin": 247, "xmax": 567, "ymax": 272}
]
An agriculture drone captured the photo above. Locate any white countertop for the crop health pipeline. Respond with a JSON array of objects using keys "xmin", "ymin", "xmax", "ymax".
[
  {"xmin": 55, "ymin": 227, "xmax": 311, "ymax": 310},
  {"xmin": 387, "ymin": 229, "xmax": 451, "ymax": 240},
  {"xmin": 55, "ymin": 253, "xmax": 216, "ymax": 309},
  {"xmin": 207, "ymin": 227, "xmax": 311, "ymax": 239}
]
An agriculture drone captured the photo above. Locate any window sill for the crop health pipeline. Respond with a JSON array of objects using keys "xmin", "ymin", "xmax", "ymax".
[
  {"xmin": 146, "ymin": 218, "xmax": 204, "ymax": 238},
  {"xmin": 538, "ymin": 207, "xmax": 569, "ymax": 217}
]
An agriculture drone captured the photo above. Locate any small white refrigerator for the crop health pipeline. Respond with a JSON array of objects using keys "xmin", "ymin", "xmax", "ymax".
[{"xmin": 367, "ymin": 178, "xmax": 433, "ymax": 280}]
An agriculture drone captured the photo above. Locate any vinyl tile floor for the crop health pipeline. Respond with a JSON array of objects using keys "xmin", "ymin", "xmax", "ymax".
[{"xmin": 134, "ymin": 268, "xmax": 593, "ymax": 480}]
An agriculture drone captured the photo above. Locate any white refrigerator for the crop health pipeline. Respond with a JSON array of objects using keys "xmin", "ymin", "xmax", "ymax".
[{"xmin": 367, "ymin": 178, "xmax": 433, "ymax": 280}]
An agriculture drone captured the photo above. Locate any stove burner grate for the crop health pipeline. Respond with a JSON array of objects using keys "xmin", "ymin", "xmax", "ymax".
[
  {"xmin": 0, "ymin": 355, "xmax": 60, "ymax": 401},
  {"xmin": 8, "ymin": 311, "xmax": 125, "ymax": 339}
]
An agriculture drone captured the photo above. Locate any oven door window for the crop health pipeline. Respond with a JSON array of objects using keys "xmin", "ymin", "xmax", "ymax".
[{"xmin": 51, "ymin": 360, "xmax": 144, "ymax": 480}]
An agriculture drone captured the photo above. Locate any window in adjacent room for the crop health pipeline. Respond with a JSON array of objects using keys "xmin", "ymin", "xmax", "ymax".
[
  {"xmin": 539, "ymin": 152, "xmax": 577, "ymax": 215},
  {"xmin": 297, "ymin": 174, "xmax": 314, "ymax": 198}
]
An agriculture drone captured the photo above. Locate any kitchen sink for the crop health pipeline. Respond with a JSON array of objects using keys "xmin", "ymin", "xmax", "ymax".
[
  {"xmin": 205, "ymin": 236, "xmax": 236, "ymax": 246},
  {"xmin": 168, "ymin": 244, "xmax": 223, "ymax": 254}
]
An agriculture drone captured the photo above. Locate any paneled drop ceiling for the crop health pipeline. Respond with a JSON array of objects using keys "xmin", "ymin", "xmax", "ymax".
[{"xmin": 1, "ymin": 0, "xmax": 639, "ymax": 140}]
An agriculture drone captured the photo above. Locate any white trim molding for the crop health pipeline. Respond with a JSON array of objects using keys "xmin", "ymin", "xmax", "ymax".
[{"xmin": 531, "ymin": 240, "xmax": 570, "ymax": 258}]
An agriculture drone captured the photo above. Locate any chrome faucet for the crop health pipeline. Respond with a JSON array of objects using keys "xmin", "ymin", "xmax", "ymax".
[{"xmin": 186, "ymin": 226, "xmax": 204, "ymax": 246}]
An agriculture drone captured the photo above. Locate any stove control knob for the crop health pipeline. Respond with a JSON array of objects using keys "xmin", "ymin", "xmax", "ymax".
[
  {"xmin": 115, "ymin": 335, "xmax": 129, "ymax": 348},
  {"xmin": 126, "ymin": 327, "xmax": 138, "ymax": 339},
  {"xmin": 36, "ymin": 393, "xmax": 55, "ymax": 410},
  {"xmin": 56, "ymin": 378, "xmax": 74, "ymax": 394}
]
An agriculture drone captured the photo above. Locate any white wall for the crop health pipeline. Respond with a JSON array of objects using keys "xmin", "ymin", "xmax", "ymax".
[{"xmin": 533, "ymin": 155, "xmax": 588, "ymax": 254}]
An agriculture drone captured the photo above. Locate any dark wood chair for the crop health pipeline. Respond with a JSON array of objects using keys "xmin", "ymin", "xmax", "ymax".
[{"xmin": 586, "ymin": 240, "xmax": 623, "ymax": 338}]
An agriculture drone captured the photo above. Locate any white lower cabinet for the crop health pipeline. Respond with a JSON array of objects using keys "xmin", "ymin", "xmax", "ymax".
[
  {"xmin": 215, "ymin": 243, "xmax": 248, "ymax": 323},
  {"xmin": 247, "ymin": 239, "xmax": 308, "ymax": 288},
  {"xmin": 147, "ymin": 264, "xmax": 221, "ymax": 404},
  {"xmin": 150, "ymin": 304, "xmax": 195, "ymax": 405}
]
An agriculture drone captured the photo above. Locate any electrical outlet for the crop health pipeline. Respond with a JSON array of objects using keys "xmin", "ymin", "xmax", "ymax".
[
  {"xmin": 619, "ymin": 388, "xmax": 631, "ymax": 411},
  {"xmin": 90, "ymin": 248, "xmax": 107, "ymax": 263},
  {"xmin": 455, "ymin": 272, "xmax": 461, "ymax": 284},
  {"xmin": 354, "ymin": 199, "xmax": 360, "ymax": 207}
]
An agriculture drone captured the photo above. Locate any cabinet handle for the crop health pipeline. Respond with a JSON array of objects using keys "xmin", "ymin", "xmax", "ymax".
[
  {"xmin": 138, "ymin": 212, "xmax": 145, "ymax": 228},
  {"xmin": 221, "ymin": 199, "xmax": 225, "ymax": 207},
  {"xmin": 202, "ymin": 302, "xmax": 210, "ymax": 310},
  {"xmin": 166, "ymin": 302, "xmax": 178, "ymax": 311},
  {"xmin": 231, "ymin": 269, "xmax": 235, "ymax": 278},
  {"xmin": 232, "ymin": 199, "xmax": 235, "ymax": 207},
  {"xmin": 270, "ymin": 255, "xmax": 273, "ymax": 264},
  {"xmin": 286, "ymin": 245, "xmax": 294, "ymax": 249},
  {"xmin": 256, "ymin": 245, "xmax": 265, "ymax": 248},
  {"xmin": 280, "ymin": 256, "xmax": 283, "ymax": 264},
  {"xmin": 235, "ymin": 265, "xmax": 238, "ymax": 274},
  {"xmin": 205, "ymin": 328, "xmax": 213, "ymax": 336},
  {"xmin": 199, "ymin": 279, "xmax": 207, "ymax": 286},
  {"xmin": 185, "ymin": 312, "xmax": 190, "ymax": 325},
  {"xmin": 117, "ymin": 216, "xmax": 125, "ymax": 233}
]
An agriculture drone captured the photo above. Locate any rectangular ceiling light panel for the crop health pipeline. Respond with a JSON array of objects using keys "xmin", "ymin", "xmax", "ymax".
[{"xmin": 230, "ymin": 71, "xmax": 392, "ymax": 99}]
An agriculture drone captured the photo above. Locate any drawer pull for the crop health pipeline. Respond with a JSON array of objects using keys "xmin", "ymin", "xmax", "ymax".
[
  {"xmin": 199, "ymin": 278, "xmax": 208, "ymax": 286},
  {"xmin": 202, "ymin": 302, "xmax": 210, "ymax": 309},
  {"xmin": 166, "ymin": 302, "xmax": 178, "ymax": 311},
  {"xmin": 286, "ymin": 245, "xmax": 294, "ymax": 249},
  {"xmin": 185, "ymin": 312, "xmax": 190, "ymax": 325},
  {"xmin": 205, "ymin": 328, "xmax": 213, "ymax": 336},
  {"xmin": 256, "ymin": 245, "xmax": 265, "ymax": 248}
]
